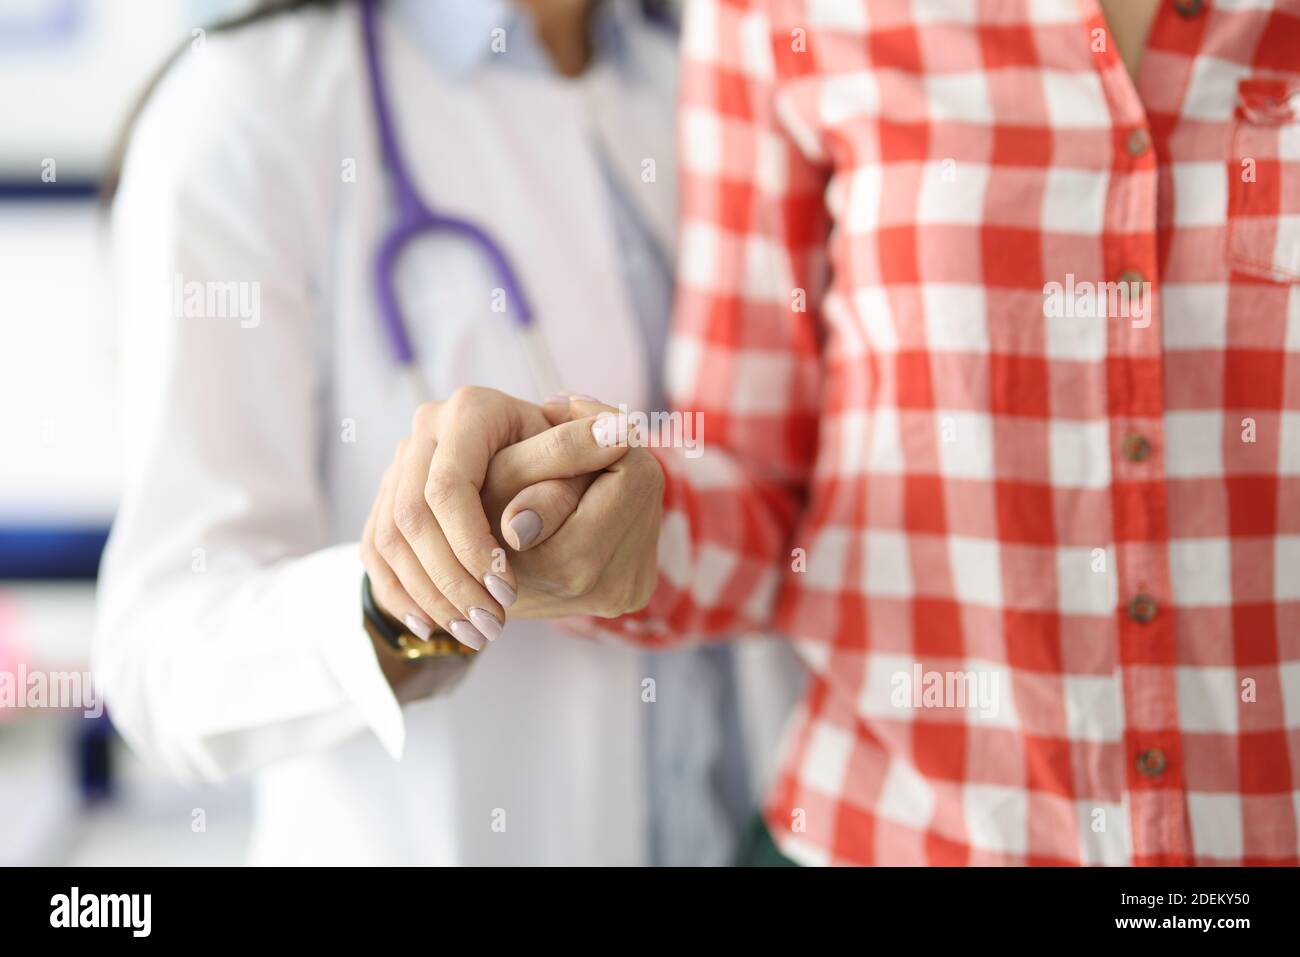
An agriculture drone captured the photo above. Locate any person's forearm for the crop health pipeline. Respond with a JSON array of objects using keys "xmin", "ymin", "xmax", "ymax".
[{"xmin": 563, "ymin": 442, "xmax": 803, "ymax": 646}]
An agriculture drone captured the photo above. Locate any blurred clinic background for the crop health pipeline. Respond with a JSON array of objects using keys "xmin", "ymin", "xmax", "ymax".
[{"xmin": 1, "ymin": 0, "xmax": 258, "ymax": 865}]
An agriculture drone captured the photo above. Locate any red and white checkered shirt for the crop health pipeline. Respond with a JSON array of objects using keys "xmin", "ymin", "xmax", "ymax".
[{"xmin": 593, "ymin": 0, "xmax": 1300, "ymax": 864}]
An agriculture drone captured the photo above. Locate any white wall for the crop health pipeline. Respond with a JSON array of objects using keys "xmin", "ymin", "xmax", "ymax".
[
  {"xmin": 0, "ymin": 2, "xmax": 256, "ymax": 523},
  {"xmin": 0, "ymin": 0, "xmax": 252, "ymax": 180},
  {"xmin": 0, "ymin": 203, "xmax": 120, "ymax": 524}
]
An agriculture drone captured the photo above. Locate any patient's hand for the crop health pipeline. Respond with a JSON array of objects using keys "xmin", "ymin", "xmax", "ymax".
[
  {"xmin": 487, "ymin": 395, "xmax": 664, "ymax": 620},
  {"xmin": 360, "ymin": 387, "xmax": 654, "ymax": 652}
]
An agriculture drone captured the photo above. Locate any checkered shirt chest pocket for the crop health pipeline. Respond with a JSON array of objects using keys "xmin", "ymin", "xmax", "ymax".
[{"xmin": 1228, "ymin": 76, "xmax": 1300, "ymax": 283}]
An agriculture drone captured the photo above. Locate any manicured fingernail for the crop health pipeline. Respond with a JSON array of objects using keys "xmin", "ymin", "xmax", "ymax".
[
  {"xmin": 468, "ymin": 607, "xmax": 503, "ymax": 642},
  {"xmin": 592, "ymin": 412, "xmax": 625, "ymax": 447},
  {"xmin": 448, "ymin": 619, "xmax": 487, "ymax": 651},
  {"xmin": 569, "ymin": 394, "xmax": 598, "ymax": 401},
  {"xmin": 510, "ymin": 509, "xmax": 543, "ymax": 548},
  {"xmin": 404, "ymin": 614, "xmax": 433, "ymax": 641},
  {"xmin": 544, "ymin": 392, "xmax": 570, "ymax": 404},
  {"xmin": 484, "ymin": 574, "xmax": 517, "ymax": 608}
]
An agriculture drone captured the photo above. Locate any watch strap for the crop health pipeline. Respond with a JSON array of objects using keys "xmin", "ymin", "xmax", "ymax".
[{"xmin": 362, "ymin": 572, "xmax": 476, "ymax": 659}]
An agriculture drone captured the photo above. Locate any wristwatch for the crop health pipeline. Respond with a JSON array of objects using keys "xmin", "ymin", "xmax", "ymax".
[{"xmin": 362, "ymin": 573, "xmax": 477, "ymax": 660}]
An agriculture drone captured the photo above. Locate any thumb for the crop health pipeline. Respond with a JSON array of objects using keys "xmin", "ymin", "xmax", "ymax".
[
  {"xmin": 500, "ymin": 474, "xmax": 595, "ymax": 550},
  {"xmin": 489, "ymin": 405, "xmax": 635, "ymax": 491},
  {"xmin": 541, "ymin": 393, "xmax": 623, "ymax": 427},
  {"xmin": 544, "ymin": 395, "xmax": 646, "ymax": 449}
]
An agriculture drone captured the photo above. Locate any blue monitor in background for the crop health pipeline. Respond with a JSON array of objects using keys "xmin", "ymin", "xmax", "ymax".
[{"xmin": 0, "ymin": 525, "xmax": 109, "ymax": 580}]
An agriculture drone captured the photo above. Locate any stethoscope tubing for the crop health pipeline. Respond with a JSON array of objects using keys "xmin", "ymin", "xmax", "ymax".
[{"xmin": 359, "ymin": 0, "xmax": 554, "ymax": 400}]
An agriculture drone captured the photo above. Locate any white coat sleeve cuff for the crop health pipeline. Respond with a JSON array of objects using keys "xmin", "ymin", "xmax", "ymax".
[{"xmin": 314, "ymin": 543, "xmax": 407, "ymax": 761}]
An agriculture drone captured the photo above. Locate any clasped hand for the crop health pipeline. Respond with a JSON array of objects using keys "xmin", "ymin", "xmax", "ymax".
[{"xmin": 361, "ymin": 387, "xmax": 663, "ymax": 650}]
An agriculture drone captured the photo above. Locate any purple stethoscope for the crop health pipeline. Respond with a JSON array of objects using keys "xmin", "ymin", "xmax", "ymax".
[{"xmin": 359, "ymin": 0, "xmax": 561, "ymax": 401}]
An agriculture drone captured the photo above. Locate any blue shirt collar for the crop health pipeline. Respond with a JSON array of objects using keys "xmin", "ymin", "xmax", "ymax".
[{"xmin": 390, "ymin": 0, "xmax": 644, "ymax": 81}]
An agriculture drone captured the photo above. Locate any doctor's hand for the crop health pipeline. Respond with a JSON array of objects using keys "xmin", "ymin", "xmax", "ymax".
[{"xmin": 360, "ymin": 387, "xmax": 636, "ymax": 652}]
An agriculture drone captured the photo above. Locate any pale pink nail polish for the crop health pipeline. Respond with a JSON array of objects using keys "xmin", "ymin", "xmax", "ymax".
[
  {"xmin": 404, "ymin": 614, "xmax": 433, "ymax": 641},
  {"xmin": 468, "ymin": 607, "xmax": 503, "ymax": 642},
  {"xmin": 448, "ymin": 619, "xmax": 487, "ymax": 651},
  {"xmin": 484, "ymin": 574, "xmax": 517, "ymax": 608},
  {"xmin": 510, "ymin": 509, "xmax": 543, "ymax": 548},
  {"xmin": 592, "ymin": 412, "xmax": 625, "ymax": 448}
]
